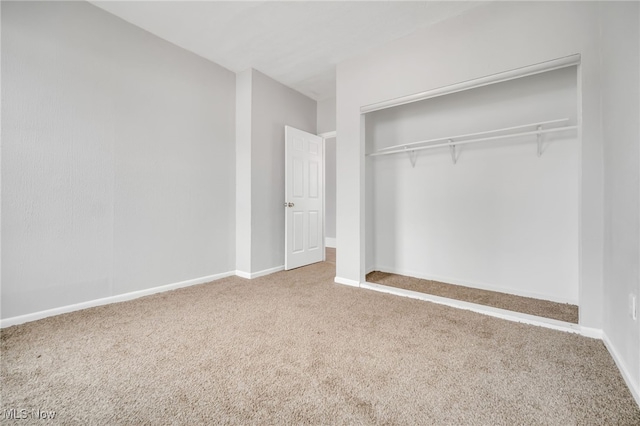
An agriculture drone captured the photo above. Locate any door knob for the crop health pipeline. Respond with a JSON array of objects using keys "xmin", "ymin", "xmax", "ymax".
[{"xmin": 284, "ymin": 202, "xmax": 295, "ymax": 208}]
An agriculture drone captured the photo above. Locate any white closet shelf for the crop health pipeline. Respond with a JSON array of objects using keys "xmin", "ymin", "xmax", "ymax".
[{"xmin": 367, "ymin": 119, "xmax": 578, "ymax": 165}]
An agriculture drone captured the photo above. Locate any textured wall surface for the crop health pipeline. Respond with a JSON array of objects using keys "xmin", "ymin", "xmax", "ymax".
[{"xmin": 2, "ymin": 1, "xmax": 236, "ymax": 319}]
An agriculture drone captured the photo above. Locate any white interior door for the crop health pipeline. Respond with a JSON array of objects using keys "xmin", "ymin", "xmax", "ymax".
[{"xmin": 285, "ymin": 126, "xmax": 324, "ymax": 270}]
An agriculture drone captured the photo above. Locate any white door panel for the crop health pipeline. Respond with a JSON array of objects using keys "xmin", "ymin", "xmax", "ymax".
[{"xmin": 285, "ymin": 126, "xmax": 324, "ymax": 270}]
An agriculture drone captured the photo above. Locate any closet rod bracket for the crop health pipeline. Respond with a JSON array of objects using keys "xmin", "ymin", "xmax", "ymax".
[
  {"xmin": 406, "ymin": 148, "xmax": 417, "ymax": 168},
  {"xmin": 536, "ymin": 126, "xmax": 543, "ymax": 157},
  {"xmin": 449, "ymin": 141, "xmax": 457, "ymax": 164}
]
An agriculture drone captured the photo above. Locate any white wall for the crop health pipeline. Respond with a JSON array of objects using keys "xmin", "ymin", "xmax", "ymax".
[
  {"xmin": 1, "ymin": 1, "xmax": 236, "ymax": 319},
  {"xmin": 318, "ymin": 97, "xmax": 337, "ymax": 243},
  {"xmin": 367, "ymin": 68, "xmax": 579, "ymax": 303},
  {"xmin": 325, "ymin": 138, "xmax": 337, "ymax": 242},
  {"xmin": 239, "ymin": 69, "xmax": 316, "ymax": 274},
  {"xmin": 336, "ymin": 1, "xmax": 604, "ymax": 328},
  {"xmin": 236, "ymin": 70, "xmax": 253, "ymax": 274},
  {"xmin": 601, "ymin": 1, "xmax": 640, "ymax": 398},
  {"xmin": 317, "ymin": 97, "xmax": 337, "ymax": 134}
]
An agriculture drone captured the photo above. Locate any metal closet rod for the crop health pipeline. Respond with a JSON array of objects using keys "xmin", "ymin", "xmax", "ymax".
[{"xmin": 368, "ymin": 119, "xmax": 577, "ymax": 157}]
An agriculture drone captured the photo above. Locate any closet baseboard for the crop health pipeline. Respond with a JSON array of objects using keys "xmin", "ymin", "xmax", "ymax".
[
  {"xmin": 335, "ymin": 276, "xmax": 360, "ymax": 287},
  {"xmin": 361, "ymin": 281, "xmax": 594, "ymax": 336},
  {"xmin": 372, "ymin": 265, "xmax": 576, "ymax": 305}
]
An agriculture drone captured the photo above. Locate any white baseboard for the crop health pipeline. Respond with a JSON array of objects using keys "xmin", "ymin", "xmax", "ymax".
[
  {"xmin": 579, "ymin": 326, "xmax": 604, "ymax": 339},
  {"xmin": 235, "ymin": 265, "xmax": 284, "ymax": 280},
  {"xmin": 374, "ymin": 265, "xmax": 577, "ymax": 305},
  {"xmin": 325, "ymin": 237, "xmax": 336, "ymax": 248},
  {"xmin": 360, "ymin": 281, "xmax": 598, "ymax": 338},
  {"xmin": 603, "ymin": 332, "xmax": 640, "ymax": 407},
  {"xmin": 334, "ymin": 276, "xmax": 360, "ymax": 287},
  {"xmin": 0, "ymin": 271, "xmax": 236, "ymax": 328}
]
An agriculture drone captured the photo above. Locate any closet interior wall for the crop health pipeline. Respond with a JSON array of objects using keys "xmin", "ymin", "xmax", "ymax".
[{"xmin": 365, "ymin": 66, "xmax": 579, "ymax": 304}]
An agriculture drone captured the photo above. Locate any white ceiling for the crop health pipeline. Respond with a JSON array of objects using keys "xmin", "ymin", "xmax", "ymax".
[{"xmin": 92, "ymin": 1, "xmax": 483, "ymax": 101}]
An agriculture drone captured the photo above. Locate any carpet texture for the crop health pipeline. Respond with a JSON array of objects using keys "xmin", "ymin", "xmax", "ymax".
[
  {"xmin": 367, "ymin": 271, "xmax": 579, "ymax": 324},
  {"xmin": 1, "ymin": 259, "xmax": 638, "ymax": 425}
]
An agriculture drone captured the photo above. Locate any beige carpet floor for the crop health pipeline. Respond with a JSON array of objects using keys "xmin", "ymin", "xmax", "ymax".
[
  {"xmin": 367, "ymin": 271, "xmax": 579, "ymax": 324},
  {"xmin": 1, "ymin": 258, "xmax": 638, "ymax": 425}
]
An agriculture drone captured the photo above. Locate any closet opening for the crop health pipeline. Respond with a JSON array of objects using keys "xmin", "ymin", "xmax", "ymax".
[{"xmin": 364, "ymin": 64, "xmax": 580, "ymax": 324}]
